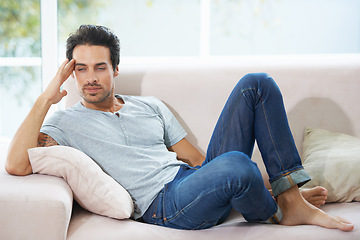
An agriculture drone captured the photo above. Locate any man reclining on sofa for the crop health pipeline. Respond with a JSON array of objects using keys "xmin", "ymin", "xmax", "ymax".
[{"xmin": 6, "ymin": 24, "xmax": 354, "ymax": 231}]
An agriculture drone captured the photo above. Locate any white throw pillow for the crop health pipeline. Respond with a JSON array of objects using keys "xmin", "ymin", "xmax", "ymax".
[
  {"xmin": 28, "ymin": 146, "xmax": 134, "ymax": 219},
  {"xmin": 302, "ymin": 128, "xmax": 360, "ymax": 203}
]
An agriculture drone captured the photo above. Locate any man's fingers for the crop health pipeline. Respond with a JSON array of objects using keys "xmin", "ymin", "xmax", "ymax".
[
  {"xmin": 64, "ymin": 59, "xmax": 75, "ymax": 72},
  {"xmin": 56, "ymin": 59, "xmax": 70, "ymax": 76},
  {"xmin": 60, "ymin": 59, "xmax": 75, "ymax": 84}
]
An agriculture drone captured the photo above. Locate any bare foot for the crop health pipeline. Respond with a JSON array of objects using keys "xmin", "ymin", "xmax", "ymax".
[
  {"xmin": 300, "ymin": 186, "xmax": 327, "ymax": 207},
  {"xmin": 277, "ymin": 186, "xmax": 354, "ymax": 232}
]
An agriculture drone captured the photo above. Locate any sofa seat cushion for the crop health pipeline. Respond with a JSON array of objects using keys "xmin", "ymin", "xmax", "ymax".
[{"xmin": 67, "ymin": 202, "xmax": 360, "ymax": 240}]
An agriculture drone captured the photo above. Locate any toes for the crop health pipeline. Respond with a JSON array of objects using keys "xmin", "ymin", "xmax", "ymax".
[
  {"xmin": 310, "ymin": 186, "xmax": 328, "ymax": 196},
  {"xmin": 336, "ymin": 216, "xmax": 353, "ymax": 225},
  {"xmin": 303, "ymin": 193, "xmax": 327, "ymax": 207},
  {"xmin": 324, "ymin": 216, "xmax": 354, "ymax": 232},
  {"xmin": 309, "ymin": 195, "xmax": 327, "ymax": 203},
  {"xmin": 301, "ymin": 186, "xmax": 328, "ymax": 207},
  {"xmin": 312, "ymin": 201, "xmax": 326, "ymax": 208}
]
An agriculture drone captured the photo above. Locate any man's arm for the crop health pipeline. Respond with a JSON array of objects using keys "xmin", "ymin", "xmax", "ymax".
[
  {"xmin": 168, "ymin": 138, "xmax": 205, "ymax": 167},
  {"xmin": 37, "ymin": 132, "xmax": 59, "ymax": 147},
  {"xmin": 5, "ymin": 59, "xmax": 74, "ymax": 176}
]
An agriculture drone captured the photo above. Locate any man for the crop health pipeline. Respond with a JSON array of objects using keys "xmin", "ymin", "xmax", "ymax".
[{"xmin": 6, "ymin": 25, "xmax": 354, "ymax": 231}]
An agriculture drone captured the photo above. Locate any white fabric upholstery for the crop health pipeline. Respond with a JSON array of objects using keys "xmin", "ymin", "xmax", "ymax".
[
  {"xmin": 302, "ymin": 128, "xmax": 360, "ymax": 203},
  {"xmin": 0, "ymin": 167, "xmax": 73, "ymax": 240},
  {"xmin": 67, "ymin": 203, "xmax": 360, "ymax": 240},
  {"xmin": 28, "ymin": 146, "xmax": 134, "ymax": 219}
]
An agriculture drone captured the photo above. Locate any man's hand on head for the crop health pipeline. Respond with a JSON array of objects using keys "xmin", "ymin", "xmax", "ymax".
[{"xmin": 41, "ymin": 59, "xmax": 75, "ymax": 105}]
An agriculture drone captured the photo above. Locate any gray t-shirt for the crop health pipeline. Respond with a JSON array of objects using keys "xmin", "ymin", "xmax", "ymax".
[{"xmin": 40, "ymin": 95, "xmax": 187, "ymax": 219}]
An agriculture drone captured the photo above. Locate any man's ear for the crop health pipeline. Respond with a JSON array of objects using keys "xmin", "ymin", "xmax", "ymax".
[{"xmin": 114, "ymin": 66, "xmax": 119, "ymax": 77}]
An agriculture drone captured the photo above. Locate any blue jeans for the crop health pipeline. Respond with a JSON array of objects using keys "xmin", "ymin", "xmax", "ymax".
[{"xmin": 142, "ymin": 73, "xmax": 311, "ymax": 229}]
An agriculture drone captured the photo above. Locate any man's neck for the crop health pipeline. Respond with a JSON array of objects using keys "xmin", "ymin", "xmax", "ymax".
[{"xmin": 81, "ymin": 95, "xmax": 124, "ymax": 113}]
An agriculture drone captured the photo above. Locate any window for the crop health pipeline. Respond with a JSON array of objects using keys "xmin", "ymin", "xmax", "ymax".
[
  {"xmin": 210, "ymin": 0, "xmax": 360, "ymax": 55},
  {"xmin": 1, "ymin": 0, "xmax": 360, "ymax": 141},
  {"xmin": 58, "ymin": 0, "xmax": 201, "ymax": 58},
  {"xmin": 0, "ymin": 0, "xmax": 41, "ymax": 140}
]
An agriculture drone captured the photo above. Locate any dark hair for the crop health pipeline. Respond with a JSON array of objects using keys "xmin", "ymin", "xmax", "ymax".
[{"xmin": 66, "ymin": 25, "xmax": 120, "ymax": 71}]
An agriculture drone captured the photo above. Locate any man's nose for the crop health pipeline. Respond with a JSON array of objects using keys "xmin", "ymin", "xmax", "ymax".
[{"xmin": 86, "ymin": 70, "xmax": 98, "ymax": 84}]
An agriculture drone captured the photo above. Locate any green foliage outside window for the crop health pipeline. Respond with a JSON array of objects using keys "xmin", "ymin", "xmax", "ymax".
[
  {"xmin": 0, "ymin": 0, "xmax": 41, "ymax": 57},
  {"xmin": 0, "ymin": 0, "xmax": 105, "ymax": 105},
  {"xmin": 58, "ymin": 0, "xmax": 108, "ymax": 43},
  {"xmin": 0, "ymin": 0, "xmax": 106, "ymax": 57}
]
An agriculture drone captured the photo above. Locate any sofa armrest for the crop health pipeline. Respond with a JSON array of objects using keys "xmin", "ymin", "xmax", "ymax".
[{"xmin": 0, "ymin": 170, "xmax": 73, "ymax": 240}]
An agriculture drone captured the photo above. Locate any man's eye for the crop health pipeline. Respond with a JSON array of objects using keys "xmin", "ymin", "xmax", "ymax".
[
  {"xmin": 77, "ymin": 68, "xmax": 85, "ymax": 71},
  {"xmin": 97, "ymin": 68, "xmax": 106, "ymax": 70}
]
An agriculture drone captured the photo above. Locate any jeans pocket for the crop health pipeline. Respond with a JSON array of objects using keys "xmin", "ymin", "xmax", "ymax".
[{"xmin": 142, "ymin": 189, "xmax": 164, "ymax": 224}]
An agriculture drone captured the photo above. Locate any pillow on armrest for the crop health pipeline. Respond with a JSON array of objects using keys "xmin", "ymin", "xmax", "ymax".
[
  {"xmin": 28, "ymin": 146, "xmax": 134, "ymax": 219},
  {"xmin": 301, "ymin": 128, "xmax": 360, "ymax": 203}
]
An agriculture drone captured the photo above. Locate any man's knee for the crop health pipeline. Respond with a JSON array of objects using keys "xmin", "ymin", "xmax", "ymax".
[
  {"xmin": 237, "ymin": 73, "xmax": 283, "ymax": 104},
  {"xmin": 240, "ymin": 73, "xmax": 279, "ymax": 91},
  {"xmin": 214, "ymin": 151, "xmax": 262, "ymax": 182}
]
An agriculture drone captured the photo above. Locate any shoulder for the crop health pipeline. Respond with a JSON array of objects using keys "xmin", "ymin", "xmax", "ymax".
[
  {"xmin": 121, "ymin": 95, "xmax": 165, "ymax": 111},
  {"xmin": 44, "ymin": 102, "xmax": 86, "ymax": 125},
  {"xmin": 122, "ymin": 95, "xmax": 161, "ymax": 104}
]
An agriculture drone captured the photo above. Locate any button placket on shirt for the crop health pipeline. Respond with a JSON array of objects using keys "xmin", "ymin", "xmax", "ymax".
[{"xmin": 117, "ymin": 113, "xmax": 130, "ymax": 145}]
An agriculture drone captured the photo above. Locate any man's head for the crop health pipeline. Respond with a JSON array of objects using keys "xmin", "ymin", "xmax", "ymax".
[
  {"xmin": 66, "ymin": 25, "xmax": 120, "ymax": 71},
  {"xmin": 67, "ymin": 25, "xmax": 121, "ymax": 107}
]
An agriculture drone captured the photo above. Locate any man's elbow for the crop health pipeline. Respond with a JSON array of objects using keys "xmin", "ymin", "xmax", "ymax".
[{"xmin": 5, "ymin": 157, "xmax": 32, "ymax": 176}]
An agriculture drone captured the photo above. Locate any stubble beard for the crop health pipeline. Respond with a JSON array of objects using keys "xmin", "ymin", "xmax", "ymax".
[{"xmin": 80, "ymin": 83, "xmax": 115, "ymax": 104}]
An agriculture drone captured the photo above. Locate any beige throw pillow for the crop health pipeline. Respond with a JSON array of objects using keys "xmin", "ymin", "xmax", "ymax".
[
  {"xmin": 302, "ymin": 128, "xmax": 360, "ymax": 203},
  {"xmin": 28, "ymin": 146, "xmax": 134, "ymax": 219}
]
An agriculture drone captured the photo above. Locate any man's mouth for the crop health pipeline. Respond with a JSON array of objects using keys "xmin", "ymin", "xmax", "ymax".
[{"xmin": 83, "ymin": 85, "xmax": 102, "ymax": 93}]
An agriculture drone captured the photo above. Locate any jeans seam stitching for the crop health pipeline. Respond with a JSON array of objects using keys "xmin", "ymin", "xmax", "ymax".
[
  {"xmin": 163, "ymin": 187, "xmax": 222, "ymax": 226},
  {"xmin": 216, "ymin": 87, "xmax": 256, "ymax": 157},
  {"xmin": 258, "ymin": 91, "xmax": 286, "ymax": 171}
]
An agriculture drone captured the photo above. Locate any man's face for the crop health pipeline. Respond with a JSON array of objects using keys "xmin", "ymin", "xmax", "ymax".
[{"xmin": 72, "ymin": 44, "xmax": 119, "ymax": 105}]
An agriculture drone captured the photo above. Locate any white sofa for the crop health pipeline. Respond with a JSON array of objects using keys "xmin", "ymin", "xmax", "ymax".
[{"xmin": 1, "ymin": 55, "xmax": 360, "ymax": 239}]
